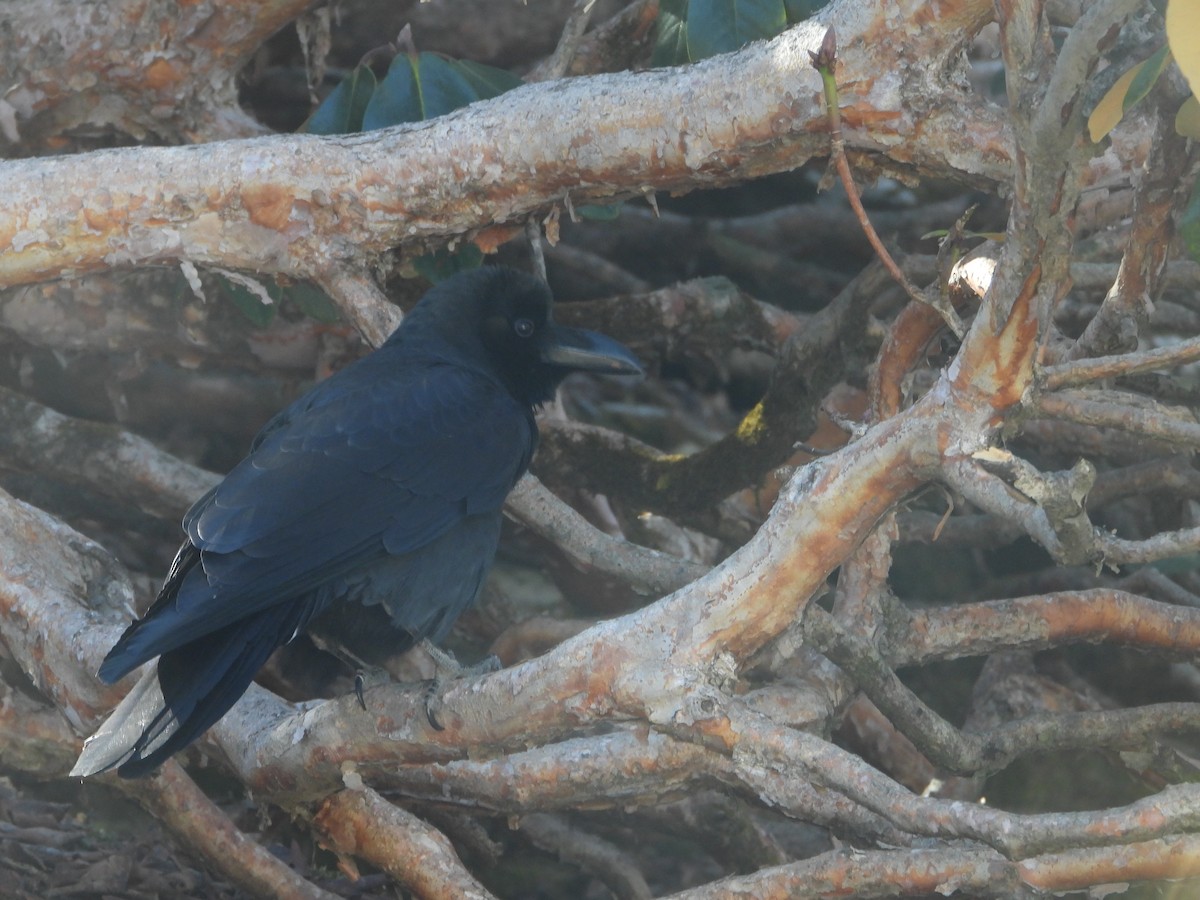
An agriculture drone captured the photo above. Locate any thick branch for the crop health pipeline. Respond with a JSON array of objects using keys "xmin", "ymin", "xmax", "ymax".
[
  {"xmin": 314, "ymin": 787, "xmax": 495, "ymax": 900},
  {"xmin": 0, "ymin": 0, "xmax": 1009, "ymax": 293},
  {"xmin": 1, "ymin": 0, "xmax": 315, "ymax": 145},
  {"xmin": 0, "ymin": 384, "xmax": 217, "ymax": 521},
  {"xmin": 122, "ymin": 761, "xmax": 339, "ymax": 900},
  {"xmin": 668, "ymin": 836, "xmax": 1200, "ymax": 898},
  {"xmin": 895, "ymin": 590, "xmax": 1200, "ymax": 666}
]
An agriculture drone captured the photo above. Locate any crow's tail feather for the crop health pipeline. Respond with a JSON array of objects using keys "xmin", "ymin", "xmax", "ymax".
[{"xmin": 71, "ymin": 606, "xmax": 301, "ymax": 778}]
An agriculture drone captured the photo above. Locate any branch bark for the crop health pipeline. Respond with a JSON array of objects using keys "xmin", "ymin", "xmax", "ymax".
[
  {"xmin": 0, "ymin": 0, "xmax": 316, "ymax": 145},
  {"xmin": 0, "ymin": 0, "xmax": 1010, "ymax": 295}
]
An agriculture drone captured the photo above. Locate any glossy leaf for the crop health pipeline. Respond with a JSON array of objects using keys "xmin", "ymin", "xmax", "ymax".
[
  {"xmin": 1127, "ymin": 45, "xmax": 1171, "ymax": 104},
  {"xmin": 453, "ymin": 59, "xmax": 525, "ymax": 100},
  {"xmin": 1088, "ymin": 65, "xmax": 1138, "ymax": 143},
  {"xmin": 652, "ymin": 0, "xmax": 691, "ymax": 67},
  {"xmin": 362, "ymin": 54, "xmax": 422, "ymax": 129},
  {"xmin": 361, "ymin": 52, "xmax": 521, "ymax": 130},
  {"xmin": 416, "ymin": 54, "xmax": 481, "ymax": 119},
  {"xmin": 782, "ymin": 0, "xmax": 829, "ymax": 22},
  {"xmin": 1087, "ymin": 45, "xmax": 1171, "ymax": 142},
  {"xmin": 577, "ymin": 203, "xmax": 623, "ymax": 221},
  {"xmin": 301, "ymin": 65, "xmax": 377, "ymax": 135},
  {"xmin": 685, "ymin": 0, "xmax": 787, "ymax": 62}
]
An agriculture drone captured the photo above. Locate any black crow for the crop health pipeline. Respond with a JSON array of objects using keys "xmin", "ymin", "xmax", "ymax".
[{"xmin": 71, "ymin": 266, "xmax": 641, "ymax": 778}]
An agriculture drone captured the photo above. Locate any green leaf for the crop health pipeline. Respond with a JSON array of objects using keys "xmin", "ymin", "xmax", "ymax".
[
  {"xmin": 224, "ymin": 280, "xmax": 276, "ymax": 327},
  {"xmin": 1087, "ymin": 46, "xmax": 1171, "ymax": 142},
  {"xmin": 652, "ymin": 0, "xmax": 692, "ymax": 66},
  {"xmin": 452, "ymin": 59, "xmax": 525, "ymax": 100},
  {"xmin": 782, "ymin": 0, "xmax": 830, "ymax": 23},
  {"xmin": 1125, "ymin": 44, "xmax": 1171, "ymax": 112},
  {"xmin": 413, "ymin": 243, "xmax": 485, "ymax": 283},
  {"xmin": 285, "ymin": 282, "xmax": 342, "ymax": 323},
  {"xmin": 685, "ymin": 0, "xmax": 787, "ymax": 61},
  {"xmin": 415, "ymin": 53, "xmax": 480, "ymax": 119},
  {"xmin": 301, "ymin": 65, "xmax": 377, "ymax": 135},
  {"xmin": 362, "ymin": 54, "xmax": 422, "ymax": 129},
  {"xmin": 362, "ymin": 53, "xmax": 521, "ymax": 129},
  {"xmin": 1179, "ymin": 179, "xmax": 1200, "ymax": 263}
]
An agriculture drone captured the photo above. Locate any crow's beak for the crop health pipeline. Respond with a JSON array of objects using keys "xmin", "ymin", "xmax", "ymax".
[{"xmin": 541, "ymin": 325, "xmax": 643, "ymax": 377}]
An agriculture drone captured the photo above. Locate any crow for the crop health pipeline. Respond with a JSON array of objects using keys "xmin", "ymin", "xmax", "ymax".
[{"xmin": 71, "ymin": 266, "xmax": 641, "ymax": 778}]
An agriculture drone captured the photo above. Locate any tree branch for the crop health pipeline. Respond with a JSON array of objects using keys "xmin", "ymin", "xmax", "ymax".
[
  {"xmin": 1, "ymin": 0, "xmax": 315, "ymax": 146},
  {"xmin": 314, "ymin": 786, "xmax": 496, "ymax": 900},
  {"xmin": 0, "ymin": 1, "xmax": 1012, "ymax": 294}
]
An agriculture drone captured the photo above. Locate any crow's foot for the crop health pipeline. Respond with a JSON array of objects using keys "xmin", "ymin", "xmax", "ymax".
[
  {"xmin": 419, "ymin": 639, "xmax": 502, "ymax": 730},
  {"xmin": 348, "ymin": 666, "xmax": 391, "ymax": 711}
]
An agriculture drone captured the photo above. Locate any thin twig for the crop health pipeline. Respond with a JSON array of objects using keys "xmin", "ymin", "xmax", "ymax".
[
  {"xmin": 1095, "ymin": 525, "xmax": 1200, "ymax": 565},
  {"xmin": 526, "ymin": 218, "xmax": 548, "ymax": 282},
  {"xmin": 727, "ymin": 702, "xmax": 1200, "ymax": 860},
  {"xmin": 810, "ymin": 28, "xmax": 965, "ymax": 338},
  {"xmin": 507, "ymin": 475, "xmax": 707, "ymax": 595},
  {"xmin": 537, "ymin": 0, "xmax": 598, "ymax": 82}
]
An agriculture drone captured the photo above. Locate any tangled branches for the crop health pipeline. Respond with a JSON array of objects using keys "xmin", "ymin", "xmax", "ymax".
[{"xmin": 3, "ymin": 0, "xmax": 1200, "ymax": 897}]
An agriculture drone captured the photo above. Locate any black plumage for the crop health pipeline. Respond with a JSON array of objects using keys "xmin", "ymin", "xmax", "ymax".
[{"xmin": 71, "ymin": 267, "xmax": 641, "ymax": 778}]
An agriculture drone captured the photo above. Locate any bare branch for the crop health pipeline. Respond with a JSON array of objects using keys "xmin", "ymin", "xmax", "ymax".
[
  {"xmin": 895, "ymin": 590, "xmax": 1200, "ymax": 666},
  {"xmin": 519, "ymin": 813, "xmax": 653, "ymax": 900},
  {"xmin": 507, "ymin": 476, "xmax": 706, "ymax": 596},
  {"xmin": 314, "ymin": 787, "xmax": 496, "ymax": 900},
  {"xmin": 1035, "ymin": 390, "xmax": 1200, "ymax": 449},
  {"xmin": 1045, "ymin": 333, "xmax": 1200, "ymax": 389},
  {"xmin": 725, "ymin": 702, "xmax": 1200, "ymax": 859},
  {"xmin": 1096, "ymin": 526, "xmax": 1200, "ymax": 566},
  {"xmin": 1, "ymin": 0, "xmax": 314, "ymax": 145},
  {"xmin": 121, "ymin": 760, "xmax": 339, "ymax": 899},
  {"xmin": 1070, "ymin": 93, "xmax": 1198, "ymax": 358},
  {"xmin": 669, "ymin": 835, "xmax": 1200, "ymax": 899},
  {"xmin": 0, "ymin": 2, "xmax": 1013, "ymax": 292},
  {"xmin": 314, "ymin": 266, "xmax": 403, "ymax": 346},
  {"xmin": 537, "ymin": 264, "xmax": 882, "ymax": 517},
  {"xmin": 532, "ymin": 0, "xmax": 599, "ymax": 83},
  {"xmin": 0, "ymin": 383, "xmax": 217, "ymax": 521}
]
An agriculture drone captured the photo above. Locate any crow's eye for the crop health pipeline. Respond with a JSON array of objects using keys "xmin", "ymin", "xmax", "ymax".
[{"xmin": 513, "ymin": 318, "xmax": 535, "ymax": 338}]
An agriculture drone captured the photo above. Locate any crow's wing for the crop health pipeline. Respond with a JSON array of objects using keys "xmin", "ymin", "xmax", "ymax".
[{"xmin": 100, "ymin": 359, "xmax": 534, "ymax": 681}]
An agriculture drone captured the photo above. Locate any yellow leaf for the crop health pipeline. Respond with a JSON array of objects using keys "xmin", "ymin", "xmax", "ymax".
[
  {"xmin": 1167, "ymin": 0, "xmax": 1200, "ymax": 96},
  {"xmin": 1177, "ymin": 95, "xmax": 1200, "ymax": 138},
  {"xmin": 1088, "ymin": 64, "xmax": 1141, "ymax": 142}
]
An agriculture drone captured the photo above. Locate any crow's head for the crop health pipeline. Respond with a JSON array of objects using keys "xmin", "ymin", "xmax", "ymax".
[{"xmin": 404, "ymin": 267, "xmax": 642, "ymax": 407}]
